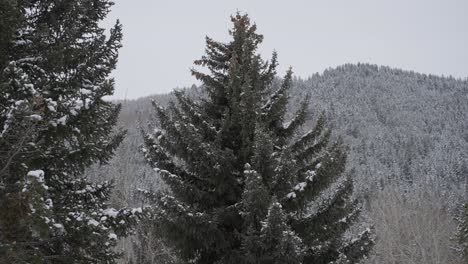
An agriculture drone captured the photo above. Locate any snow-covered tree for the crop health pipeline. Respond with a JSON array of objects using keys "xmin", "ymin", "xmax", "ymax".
[
  {"xmin": 143, "ymin": 13, "xmax": 372, "ymax": 263},
  {"xmin": 0, "ymin": 1, "xmax": 140, "ymax": 262}
]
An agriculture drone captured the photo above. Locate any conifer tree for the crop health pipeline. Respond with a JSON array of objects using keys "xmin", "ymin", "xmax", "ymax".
[
  {"xmin": 0, "ymin": 1, "xmax": 140, "ymax": 262},
  {"xmin": 143, "ymin": 13, "xmax": 372, "ymax": 263}
]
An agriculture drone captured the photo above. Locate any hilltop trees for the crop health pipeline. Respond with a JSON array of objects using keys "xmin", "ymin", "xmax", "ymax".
[
  {"xmin": 143, "ymin": 13, "xmax": 372, "ymax": 263},
  {"xmin": 0, "ymin": 1, "xmax": 139, "ymax": 262}
]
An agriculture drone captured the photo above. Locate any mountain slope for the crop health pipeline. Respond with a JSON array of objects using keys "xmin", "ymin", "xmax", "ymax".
[
  {"xmin": 86, "ymin": 64, "xmax": 467, "ymax": 263},
  {"xmin": 291, "ymin": 63, "xmax": 467, "ymax": 193}
]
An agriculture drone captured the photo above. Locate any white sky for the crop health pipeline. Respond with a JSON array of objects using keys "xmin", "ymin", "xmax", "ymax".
[{"xmin": 102, "ymin": 0, "xmax": 468, "ymax": 99}]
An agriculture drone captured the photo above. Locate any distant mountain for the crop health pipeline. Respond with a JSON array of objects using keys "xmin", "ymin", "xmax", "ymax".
[
  {"xmin": 85, "ymin": 63, "xmax": 467, "ymax": 264},
  {"xmin": 292, "ymin": 64, "xmax": 467, "ymax": 193},
  {"xmin": 87, "ymin": 63, "xmax": 467, "ymax": 204}
]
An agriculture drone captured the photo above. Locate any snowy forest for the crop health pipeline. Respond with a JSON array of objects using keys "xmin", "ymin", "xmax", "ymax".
[{"xmin": 1, "ymin": 1, "xmax": 467, "ymax": 264}]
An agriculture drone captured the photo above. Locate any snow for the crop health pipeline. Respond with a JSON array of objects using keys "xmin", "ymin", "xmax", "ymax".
[
  {"xmin": 306, "ymin": 170, "xmax": 316, "ymax": 181},
  {"xmin": 158, "ymin": 169, "xmax": 178, "ymax": 179},
  {"xmin": 108, "ymin": 233, "xmax": 117, "ymax": 240},
  {"xmin": 287, "ymin": 192, "xmax": 297, "ymax": 199},
  {"xmin": 45, "ymin": 198, "xmax": 53, "ymax": 209},
  {"xmin": 53, "ymin": 223, "xmax": 64, "ymax": 230},
  {"xmin": 137, "ymin": 188, "xmax": 151, "ymax": 195},
  {"xmin": 28, "ymin": 114, "xmax": 42, "ymax": 121},
  {"xmin": 102, "ymin": 208, "xmax": 119, "ymax": 218},
  {"xmin": 80, "ymin": 88, "xmax": 92, "ymax": 95},
  {"xmin": 29, "ymin": 204, "xmax": 36, "ymax": 213},
  {"xmin": 283, "ymin": 120, "xmax": 292, "ymax": 128},
  {"xmin": 299, "ymin": 129, "xmax": 314, "ymax": 141},
  {"xmin": 56, "ymin": 115, "xmax": 68, "ymax": 126},
  {"xmin": 13, "ymin": 39, "xmax": 32, "ymax": 45},
  {"xmin": 75, "ymin": 189, "xmax": 87, "ymax": 194},
  {"xmin": 131, "ymin": 207, "xmax": 142, "ymax": 214},
  {"xmin": 17, "ymin": 57, "xmax": 42, "ymax": 63},
  {"xmin": 1, "ymin": 123, "xmax": 10, "ymax": 136},
  {"xmin": 27, "ymin": 170, "xmax": 45, "ymax": 182},
  {"xmin": 88, "ymin": 219, "xmax": 100, "ymax": 226},
  {"xmin": 84, "ymin": 98, "xmax": 92, "ymax": 109},
  {"xmin": 46, "ymin": 99, "xmax": 57, "ymax": 112},
  {"xmin": 244, "ymin": 169, "xmax": 255, "ymax": 174},
  {"xmin": 24, "ymin": 83, "xmax": 36, "ymax": 94},
  {"xmin": 294, "ymin": 182, "xmax": 307, "ymax": 192}
]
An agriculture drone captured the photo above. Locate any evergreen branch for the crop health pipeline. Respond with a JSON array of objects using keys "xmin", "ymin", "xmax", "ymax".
[
  {"xmin": 280, "ymin": 94, "xmax": 309, "ymax": 138},
  {"xmin": 289, "ymin": 114, "xmax": 326, "ymax": 153}
]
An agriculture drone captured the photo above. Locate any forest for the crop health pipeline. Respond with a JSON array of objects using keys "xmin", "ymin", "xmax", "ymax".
[{"xmin": 1, "ymin": 1, "xmax": 467, "ymax": 264}]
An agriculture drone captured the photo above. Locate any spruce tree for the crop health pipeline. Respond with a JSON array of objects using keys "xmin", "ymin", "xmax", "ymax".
[
  {"xmin": 143, "ymin": 13, "xmax": 372, "ymax": 263},
  {"xmin": 0, "ymin": 1, "xmax": 140, "ymax": 263}
]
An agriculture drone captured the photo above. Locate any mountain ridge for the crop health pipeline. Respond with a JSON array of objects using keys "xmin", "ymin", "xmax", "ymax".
[{"xmin": 114, "ymin": 63, "xmax": 467, "ymax": 102}]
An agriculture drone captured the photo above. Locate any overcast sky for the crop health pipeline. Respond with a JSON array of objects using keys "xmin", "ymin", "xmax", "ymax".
[{"xmin": 102, "ymin": 0, "xmax": 468, "ymax": 99}]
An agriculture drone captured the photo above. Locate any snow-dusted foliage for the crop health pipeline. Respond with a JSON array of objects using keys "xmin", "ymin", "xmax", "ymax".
[
  {"xmin": 288, "ymin": 64, "xmax": 468, "ymax": 195},
  {"xmin": 142, "ymin": 13, "xmax": 372, "ymax": 263},
  {"xmin": 0, "ymin": 1, "xmax": 141, "ymax": 262},
  {"xmin": 84, "ymin": 64, "xmax": 467, "ymax": 264}
]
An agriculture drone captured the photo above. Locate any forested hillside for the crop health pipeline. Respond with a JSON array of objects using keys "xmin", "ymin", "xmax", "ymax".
[
  {"xmin": 86, "ymin": 63, "xmax": 467, "ymax": 263},
  {"xmin": 3, "ymin": 1, "xmax": 466, "ymax": 263},
  {"xmin": 294, "ymin": 64, "xmax": 468, "ymax": 193},
  {"xmin": 95, "ymin": 63, "xmax": 468, "ymax": 197}
]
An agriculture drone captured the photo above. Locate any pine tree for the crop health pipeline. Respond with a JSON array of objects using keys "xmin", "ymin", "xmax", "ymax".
[
  {"xmin": 0, "ymin": 1, "xmax": 140, "ymax": 262},
  {"xmin": 143, "ymin": 13, "xmax": 372, "ymax": 263}
]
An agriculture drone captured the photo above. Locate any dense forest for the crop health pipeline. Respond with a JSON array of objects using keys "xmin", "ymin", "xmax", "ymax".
[
  {"xmin": 86, "ymin": 63, "xmax": 467, "ymax": 263},
  {"xmin": 1, "ymin": 1, "xmax": 467, "ymax": 264}
]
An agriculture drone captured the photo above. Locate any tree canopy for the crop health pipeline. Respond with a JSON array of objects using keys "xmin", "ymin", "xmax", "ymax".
[{"xmin": 143, "ymin": 13, "xmax": 372, "ymax": 264}]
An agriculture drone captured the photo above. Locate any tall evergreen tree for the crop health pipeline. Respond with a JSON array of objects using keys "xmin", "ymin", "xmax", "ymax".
[
  {"xmin": 143, "ymin": 13, "xmax": 372, "ymax": 263},
  {"xmin": 0, "ymin": 1, "xmax": 140, "ymax": 263}
]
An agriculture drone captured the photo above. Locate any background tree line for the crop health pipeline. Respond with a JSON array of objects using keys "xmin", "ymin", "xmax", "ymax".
[
  {"xmin": 91, "ymin": 64, "xmax": 467, "ymax": 263},
  {"xmin": 1, "ymin": 1, "xmax": 466, "ymax": 263}
]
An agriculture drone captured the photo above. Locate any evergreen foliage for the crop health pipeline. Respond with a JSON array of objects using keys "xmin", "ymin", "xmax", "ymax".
[
  {"xmin": 0, "ymin": 1, "xmax": 140, "ymax": 262},
  {"xmin": 144, "ymin": 13, "xmax": 372, "ymax": 263}
]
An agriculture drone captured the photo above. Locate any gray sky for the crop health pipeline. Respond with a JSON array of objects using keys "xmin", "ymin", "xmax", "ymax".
[{"xmin": 103, "ymin": 0, "xmax": 468, "ymax": 99}]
